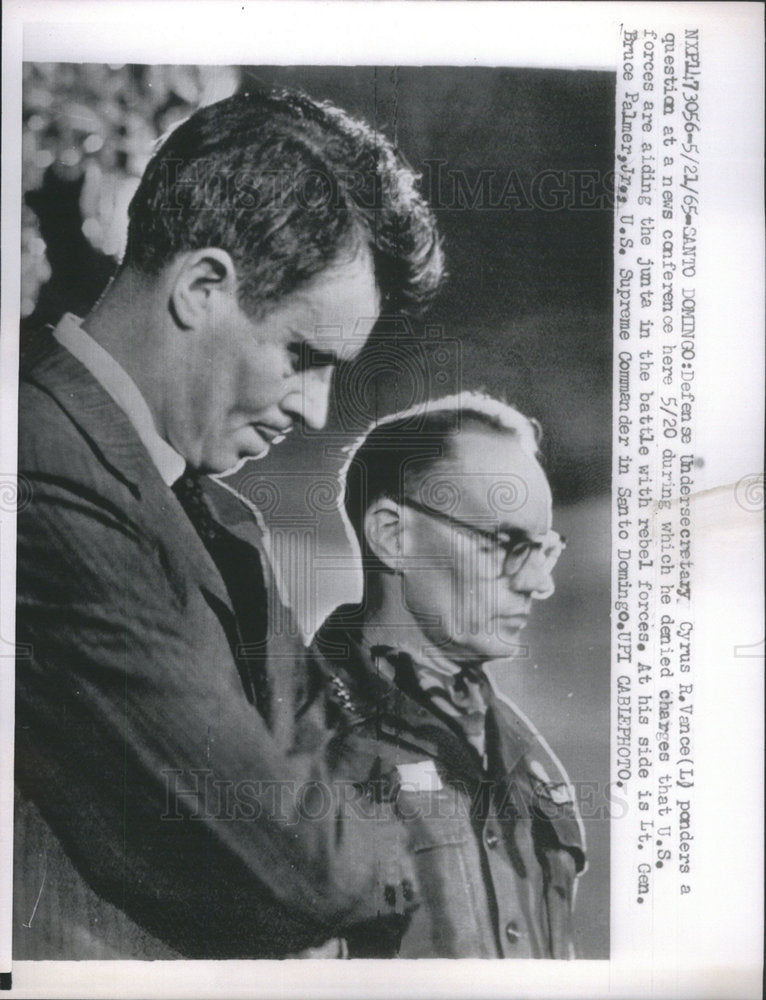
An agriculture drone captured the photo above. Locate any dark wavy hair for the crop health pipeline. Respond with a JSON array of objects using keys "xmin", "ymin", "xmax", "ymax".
[{"xmin": 122, "ymin": 88, "xmax": 444, "ymax": 317}]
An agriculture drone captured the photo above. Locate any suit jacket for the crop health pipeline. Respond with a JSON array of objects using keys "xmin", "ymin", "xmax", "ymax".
[
  {"xmin": 14, "ymin": 335, "xmax": 416, "ymax": 959},
  {"xmin": 311, "ymin": 608, "xmax": 587, "ymax": 959}
]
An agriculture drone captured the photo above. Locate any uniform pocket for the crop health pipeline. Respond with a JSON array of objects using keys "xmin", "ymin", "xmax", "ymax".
[{"xmin": 396, "ymin": 788, "xmax": 470, "ymax": 851}]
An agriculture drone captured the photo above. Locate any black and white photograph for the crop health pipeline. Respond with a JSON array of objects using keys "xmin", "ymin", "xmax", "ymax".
[
  {"xmin": 13, "ymin": 59, "xmax": 612, "ymax": 962},
  {"xmin": 1, "ymin": 3, "xmax": 763, "ymax": 999}
]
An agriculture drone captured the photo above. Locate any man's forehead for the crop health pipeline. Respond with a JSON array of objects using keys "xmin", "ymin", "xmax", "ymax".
[
  {"xmin": 447, "ymin": 428, "xmax": 545, "ymax": 480},
  {"xmin": 415, "ymin": 428, "xmax": 551, "ymax": 524},
  {"xmin": 289, "ymin": 253, "xmax": 379, "ymax": 362}
]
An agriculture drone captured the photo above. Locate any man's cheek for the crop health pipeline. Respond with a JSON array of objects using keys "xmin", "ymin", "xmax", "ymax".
[{"xmin": 453, "ymin": 580, "xmax": 476, "ymax": 636}]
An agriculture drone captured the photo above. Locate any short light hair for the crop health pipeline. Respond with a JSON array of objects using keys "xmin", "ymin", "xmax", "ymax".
[{"xmin": 339, "ymin": 391, "xmax": 542, "ymax": 565}]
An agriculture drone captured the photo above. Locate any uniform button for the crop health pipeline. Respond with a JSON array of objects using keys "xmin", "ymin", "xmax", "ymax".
[
  {"xmin": 505, "ymin": 920, "xmax": 521, "ymax": 944},
  {"xmin": 485, "ymin": 830, "xmax": 499, "ymax": 849}
]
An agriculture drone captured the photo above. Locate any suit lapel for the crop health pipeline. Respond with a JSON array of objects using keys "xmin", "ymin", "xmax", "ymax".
[{"xmin": 23, "ymin": 335, "xmax": 234, "ymax": 616}]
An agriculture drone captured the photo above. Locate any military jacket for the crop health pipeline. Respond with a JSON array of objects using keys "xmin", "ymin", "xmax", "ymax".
[{"xmin": 310, "ymin": 608, "xmax": 587, "ymax": 959}]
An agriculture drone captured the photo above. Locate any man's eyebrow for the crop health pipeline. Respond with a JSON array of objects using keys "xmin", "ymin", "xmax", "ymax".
[
  {"xmin": 492, "ymin": 526, "xmax": 532, "ymax": 544},
  {"xmin": 304, "ymin": 344, "xmax": 340, "ymax": 367},
  {"xmin": 288, "ymin": 340, "xmax": 341, "ymax": 369}
]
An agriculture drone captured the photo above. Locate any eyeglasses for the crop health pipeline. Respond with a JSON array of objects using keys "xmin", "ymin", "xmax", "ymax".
[{"xmin": 400, "ymin": 495, "xmax": 566, "ymax": 579}]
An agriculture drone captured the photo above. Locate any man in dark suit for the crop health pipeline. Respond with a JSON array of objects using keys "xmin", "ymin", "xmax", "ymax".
[
  {"xmin": 15, "ymin": 89, "xmax": 443, "ymax": 958},
  {"xmin": 310, "ymin": 392, "xmax": 586, "ymax": 957}
]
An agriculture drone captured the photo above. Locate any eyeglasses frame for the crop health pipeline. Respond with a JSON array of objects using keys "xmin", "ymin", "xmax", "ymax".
[{"xmin": 398, "ymin": 494, "xmax": 566, "ymax": 579}]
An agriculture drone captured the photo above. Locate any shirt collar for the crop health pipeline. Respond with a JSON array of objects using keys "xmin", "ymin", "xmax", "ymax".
[
  {"xmin": 53, "ymin": 313, "xmax": 186, "ymax": 486},
  {"xmin": 359, "ymin": 620, "xmax": 469, "ymax": 680},
  {"xmin": 358, "ymin": 624, "xmax": 491, "ymax": 757}
]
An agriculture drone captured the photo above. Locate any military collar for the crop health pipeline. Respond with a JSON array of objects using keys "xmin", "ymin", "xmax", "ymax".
[
  {"xmin": 313, "ymin": 616, "xmax": 531, "ymax": 778},
  {"xmin": 363, "ymin": 634, "xmax": 535, "ymax": 776}
]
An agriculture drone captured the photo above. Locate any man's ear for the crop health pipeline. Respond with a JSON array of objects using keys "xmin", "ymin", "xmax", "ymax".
[
  {"xmin": 169, "ymin": 248, "xmax": 238, "ymax": 329},
  {"xmin": 364, "ymin": 499, "xmax": 404, "ymax": 572}
]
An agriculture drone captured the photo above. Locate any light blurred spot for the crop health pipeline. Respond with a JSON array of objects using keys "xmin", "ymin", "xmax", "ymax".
[
  {"xmin": 27, "ymin": 88, "xmax": 53, "ymax": 108},
  {"xmin": 83, "ymin": 133, "xmax": 104, "ymax": 154},
  {"xmin": 60, "ymin": 148, "xmax": 81, "ymax": 167},
  {"xmin": 27, "ymin": 114, "xmax": 46, "ymax": 132},
  {"xmin": 30, "ymin": 237, "xmax": 47, "ymax": 257},
  {"xmin": 81, "ymin": 217, "xmax": 103, "ymax": 246},
  {"xmin": 21, "ymin": 297, "xmax": 36, "ymax": 318},
  {"xmin": 130, "ymin": 154, "xmax": 151, "ymax": 176},
  {"xmin": 172, "ymin": 68, "xmax": 199, "ymax": 103},
  {"xmin": 35, "ymin": 149, "xmax": 54, "ymax": 169},
  {"xmin": 199, "ymin": 66, "xmax": 240, "ymax": 107}
]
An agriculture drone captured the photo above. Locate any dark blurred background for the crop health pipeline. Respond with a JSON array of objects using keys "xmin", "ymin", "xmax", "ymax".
[{"xmin": 21, "ymin": 63, "xmax": 614, "ymax": 958}]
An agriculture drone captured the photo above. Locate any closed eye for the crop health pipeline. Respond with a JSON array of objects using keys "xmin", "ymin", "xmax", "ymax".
[
  {"xmin": 509, "ymin": 542, "xmax": 534, "ymax": 557},
  {"xmin": 495, "ymin": 529, "xmax": 534, "ymax": 553},
  {"xmin": 287, "ymin": 341, "xmax": 339, "ymax": 373}
]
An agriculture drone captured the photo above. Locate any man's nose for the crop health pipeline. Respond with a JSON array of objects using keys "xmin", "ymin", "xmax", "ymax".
[
  {"xmin": 285, "ymin": 367, "xmax": 333, "ymax": 431},
  {"xmin": 505, "ymin": 553, "xmax": 555, "ymax": 600}
]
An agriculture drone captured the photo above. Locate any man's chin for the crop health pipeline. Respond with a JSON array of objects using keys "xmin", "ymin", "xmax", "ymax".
[
  {"xmin": 479, "ymin": 623, "xmax": 530, "ymax": 658},
  {"xmin": 205, "ymin": 427, "xmax": 271, "ymax": 473},
  {"xmin": 209, "ymin": 448, "xmax": 270, "ymax": 478},
  {"xmin": 201, "ymin": 436, "xmax": 272, "ymax": 477},
  {"xmin": 208, "ymin": 456, "xmax": 245, "ymax": 478},
  {"xmin": 450, "ymin": 633, "xmax": 527, "ymax": 665}
]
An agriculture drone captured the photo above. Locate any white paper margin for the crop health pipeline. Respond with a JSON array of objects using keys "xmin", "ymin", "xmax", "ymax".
[{"xmin": 1, "ymin": 3, "xmax": 763, "ymax": 998}]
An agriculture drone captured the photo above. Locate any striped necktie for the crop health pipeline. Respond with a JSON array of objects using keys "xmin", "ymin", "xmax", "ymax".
[{"xmin": 172, "ymin": 469, "xmax": 271, "ymax": 720}]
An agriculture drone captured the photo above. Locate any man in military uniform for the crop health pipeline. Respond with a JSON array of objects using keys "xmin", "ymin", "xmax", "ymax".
[{"xmin": 311, "ymin": 392, "xmax": 586, "ymax": 958}]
